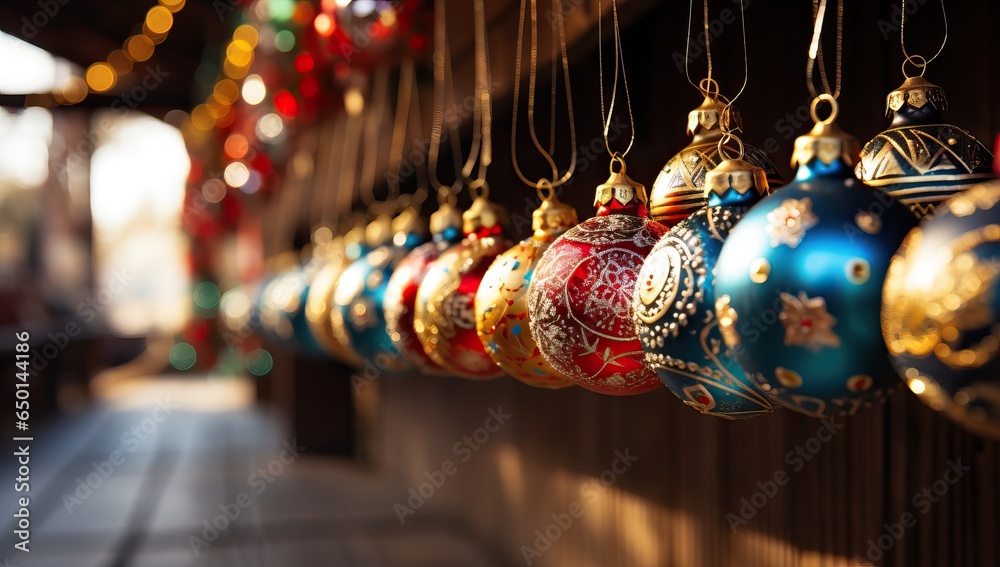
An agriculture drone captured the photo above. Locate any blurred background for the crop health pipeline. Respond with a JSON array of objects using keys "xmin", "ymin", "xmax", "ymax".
[{"xmin": 0, "ymin": 0, "xmax": 999, "ymax": 566}]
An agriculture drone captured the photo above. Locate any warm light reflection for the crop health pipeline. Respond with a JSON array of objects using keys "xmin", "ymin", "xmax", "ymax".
[
  {"xmin": 314, "ymin": 13, "xmax": 335, "ymax": 36},
  {"xmin": 242, "ymin": 74, "xmax": 267, "ymax": 105},
  {"xmin": 0, "ymin": 107, "xmax": 52, "ymax": 190},
  {"xmin": 145, "ymin": 5, "xmax": 174, "ymax": 34},
  {"xmin": 344, "ymin": 87, "xmax": 364, "ymax": 116},
  {"xmin": 125, "ymin": 34, "xmax": 155, "ymax": 62},
  {"xmin": 224, "ymin": 162, "xmax": 251, "ymax": 187},
  {"xmin": 233, "ymin": 24, "xmax": 260, "ymax": 48},
  {"xmin": 909, "ymin": 378, "xmax": 927, "ymax": 394},
  {"xmin": 0, "ymin": 31, "xmax": 77, "ymax": 94},
  {"xmin": 256, "ymin": 113, "xmax": 284, "ymax": 140},
  {"xmin": 86, "ymin": 62, "xmax": 117, "ymax": 92},
  {"xmin": 90, "ymin": 112, "xmax": 190, "ymax": 335}
]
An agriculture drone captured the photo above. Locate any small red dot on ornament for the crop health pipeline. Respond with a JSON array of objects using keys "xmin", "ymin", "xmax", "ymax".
[
  {"xmin": 697, "ymin": 395, "xmax": 711, "ymax": 406},
  {"xmin": 507, "ymin": 300, "xmax": 514, "ymax": 306},
  {"xmin": 802, "ymin": 319, "xmax": 812, "ymax": 327}
]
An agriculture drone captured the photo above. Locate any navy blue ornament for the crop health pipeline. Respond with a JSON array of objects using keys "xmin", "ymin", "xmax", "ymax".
[
  {"xmin": 882, "ymin": 180, "xmax": 1000, "ymax": 440},
  {"xmin": 634, "ymin": 156, "xmax": 775, "ymax": 419},
  {"xmin": 856, "ymin": 74, "xmax": 994, "ymax": 217},
  {"xmin": 714, "ymin": 98, "xmax": 919, "ymax": 418},
  {"xmin": 331, "ymin": 209, "xmax": 426, "ymax": 369}
]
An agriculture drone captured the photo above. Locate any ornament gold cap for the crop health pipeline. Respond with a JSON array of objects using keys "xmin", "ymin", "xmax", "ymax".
[
  {"xmin": 886, "ymin": 75, "xmax": 947, "ymax": 116},
  {"xmin": 791, "ymin": 95, "xmax": 860, "ymax": 168},
  {"xmin": 365, "ymin": 213, "xmax": 393, "ymax": 247},
  {"xmin": 532, "ymin": 196, "xmax": 578, "ymax": 239},
  {"xmin": 704, "ymin": 158, "xmax": 769, "ymax": 200},
  {"xmin": 462, "ymin": 195, "xmax": 506, "ymax": 236},
  {"xmin": 430, "ymin": 201, "xmax": 463, "ymax": 236},
  {"xmin": 595, "ymin": 156, "xmax": 648, "ymax": 208},
  {"xmin": 686, "ymin": 95, "xmax": 742, "ymax": 141},
  {"xmin": 390, "ymin": 206, "xmax": 427, "ymax": 241}
]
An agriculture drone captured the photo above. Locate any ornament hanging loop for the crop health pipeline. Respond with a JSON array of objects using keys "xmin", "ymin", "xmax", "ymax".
[
  {"xmin": 535, "ymin": 178, "xmax": 555, "ymax": 202},
  {"xmin": 717, "ymin": 133, "xmax": 745, "ymax": 162},
  {"xmin": 437, "ymin": 185, "xmax": 458, "ymax": 207},
  {"xmin": 902, "ymin": 54, "xmax": 928, "ymax": 78},
  {"xmin": 699, "ymin": 77, "xmax": 721, "ymax": 100},
  {"xmin": 609, "ymin": 152, "xmax": 627, "ymax": 176},
  {"xmin": 810, "ymin": 93, "xmax": 839, "ymax": 125},
  {"xmin": 468, "ymin": 178, "xmax": 490, "ymax": 200}
]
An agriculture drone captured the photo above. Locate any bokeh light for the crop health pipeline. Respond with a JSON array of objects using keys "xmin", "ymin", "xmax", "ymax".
[
  {"xmin": 169, "ymin": 342, "xmax": 198, "ymax": 371},
  {"xmin": 193, "ymin": 281, "xmax": 221, "ymax": 310},
  {"xmin": 246, "ymin": 349, "xmax": 274, "ymax": 376},
  {"xmin": 86, "ymin": 62, "xmax": 116, "ymax": 92},
  {"xmin": 224, "ymin": 162, "xmax": 250, "ymax": 187},
  {"xmin": 241, "ymin": 74, "xmax": 266, "ymax": 105}
]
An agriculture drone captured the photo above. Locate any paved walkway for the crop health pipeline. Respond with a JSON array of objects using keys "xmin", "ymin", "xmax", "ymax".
[{"xmin": 0, "ymin": 385, "xmax": 504, "ymax": 567}]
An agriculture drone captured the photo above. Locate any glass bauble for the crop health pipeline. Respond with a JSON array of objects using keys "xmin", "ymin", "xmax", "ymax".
[
  {"xmin": 331, "ymin": 209, "xmax": 424, "ymax": 369},
  {"xmin": 649, "ymin": 94, "xmax": 784, "ymax": 227},
  {"xmin": 384, "ymin": 203, "xmax": 463, "ymax": 373},
  {"xmin": 714, "ymin": 112, "xmax": 919, "ymax": 418},
  {"xmin": 527, "ymin": 158, "xmax": 667, "ymax": 395},
  {"xmin": 856, "ymin": 75, "xmax": 994, "ymax": 218},
  {"xmin": 475, "ymin": 195, "xmax": 579, "ymax": 389},
  {"xmin": 305, "ymin": 226, "xmax": 366, "ymax": 365},
  {"xmin": 634, "ymin": 158, "xmax": 775, "ymax": 418},
  {"xmin": 882, "ymin": 180, "xmax": 1000, "ymax": 440},
  {"xmin": 414, "ymin": 196, "xmax": 511, "ymax": 379}
]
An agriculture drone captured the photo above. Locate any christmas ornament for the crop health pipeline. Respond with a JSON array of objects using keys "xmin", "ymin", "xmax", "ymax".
[
  {"xmin": 474, "ymin": 0, "xmax": 579, "ymax": 388},
  {"xmin": 649, "ymin": 87, "xmax": 784, "ymax": 227},
  {"xmin": 305, "ymin": 224, "xmax": 367, "ymax": 365},
  {"xmin": 857, "ymin": 0, "xmax": 993, "ymax": 217},
  {"xmin": 882, "ymin": 179, "xmax": 1000, "ymax": 440},
  {"xmin": 415, "ymin": 195, "xmax": 511, "ymax": 379},
  {"xmin": 332, "ymin": 208, "xmax": 424, "ymax": 369},
  {"xmin": 856, "ymin": 68, "xmax": 993, "ymax": 217},
  {"xmin": 635, "ymin": 150, "xmax": 776, "ymax": 418},
  {"xmin": 528, "ymin": 157, "xmax": 667, "ymax": 395},
  {"xmin": 714, "ymin": 94, "xmax": 919, "ymax": 418},
  {"xmin": 477, "ymin": 193, "xmax": 578, "ymax": 388},
  {"xmin": 384, "ymin": 201, "xmax": 462, "ymax": 373}
]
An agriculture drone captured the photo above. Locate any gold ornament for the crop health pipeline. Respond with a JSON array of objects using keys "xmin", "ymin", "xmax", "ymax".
[
  {"xmin": 649, "ymin": 92, "xmax": 783, "ymax": 226},
  {"xmin": 475, "ymin": 195, "xmax": 578, "ymax": 388},
  {"xmin": 415, "ymin": 196, "xmax": 510, "ymax": 379}
]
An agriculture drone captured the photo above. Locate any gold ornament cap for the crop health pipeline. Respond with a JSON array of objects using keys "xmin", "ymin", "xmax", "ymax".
[
  {"xmin": 704, "ymin": 158, "xmax": 769, "ymax": 203},
  {"xmin": 887, "ymin": 75, "xmax": 947, "ymax": 115},
  {"xmin": 532, "ymin": 196, "xmax": 579, "ymax": 239},
  {"xmin": 430, "ymin": 202, "xmax": 463, "ymax": 236},
  {"xmin": 390, "ymin": 206, "xmax": 426, "ymax": 239},
  {"xmin": 687, "ymin": 92, "xmax": 742, "ymax": 143},
  {"xmin": 791, "ymin": 95, "xmax": 860, "ymax": 168},
  {"xmin": 365, "ymin": 213, "xmax": 394, "ymax": 247},
  {"xmin": 462, "ymin": 195, "xmax": 507, "ymax": 236},
  {"xmin": 595, "ymin": 156, "xmax": 648, "ymax": 209}
]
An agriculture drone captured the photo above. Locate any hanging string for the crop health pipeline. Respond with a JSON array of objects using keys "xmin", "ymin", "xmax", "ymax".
[
  {"xmin": 464, "ymin": 0, "xmax": 492, "ymax": 195},
  {"xmin": 336, "ymin": 100, "xmax": 364, "ymax": 228},
  {"xmin": 386, "ymin": 57, "xmax": 415, "ymax": 207},
  {"xmin": 510, "ymin": 0, "xmax": 578, "ymax": 194},
  {"xmin": 684, "ymin": 0, "xmax": 715, "ymax": 96},
  {"xmin": 718, "ymin": 0, "xmax": 750, "ymax": 161},
  {"xmin": 901, "ymin": 0, "xmax": 948, "ymax": 71},
  {"xmin": 597, "ymin": 0, "xmax": 635, "ymax": 158},
  {"xmin": 315, "ymin": 116, "xmax": 344, "ymax": 231},
  {"xmin": 360, "ymin": 67, "xmax": 390, "ymax": 209},
  {"xmin": 806, "ymin": 0, "xmax": 843, "ymax": 100},
  {"xmin": 428, "ymin": 0, "xmax": 463, "ymax": 205},
  {"xmin": 406, "ymin": 69, "xmax": 429, "ymax": 208}
]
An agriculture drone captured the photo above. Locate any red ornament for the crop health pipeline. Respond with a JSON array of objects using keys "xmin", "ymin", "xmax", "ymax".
[
  {"xmin": 527, "ymin": 157, "xmax": 667, "ymax": 395},
  {"xmin": 384, "ymin": 204, "xmax": 463, "ymax": 374}
]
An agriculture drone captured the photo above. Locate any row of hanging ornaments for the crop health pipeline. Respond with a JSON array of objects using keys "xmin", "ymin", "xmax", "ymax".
[{"xmin": 252, "ymin": 0, "xmax": 1000, "ymax": 441}]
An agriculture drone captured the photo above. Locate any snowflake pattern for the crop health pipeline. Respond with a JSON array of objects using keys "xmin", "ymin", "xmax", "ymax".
[
  {"xmin": 766, "ymin": 197, "xmax": 818, "ymax": 248},
  {"xmin": 778, "ymin": 291, "xmax": 841, "ymax": 350}
]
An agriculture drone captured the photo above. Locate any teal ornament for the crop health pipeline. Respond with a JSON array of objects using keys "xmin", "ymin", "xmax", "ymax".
[
  {"xmin": 332, "ymin": 210, "xmax": 426, "ymax": 368},
  {"xmin": 713, "ymin": 99, "xmax": 919, "ymax": 418},
  {"xmin": 634, "ymin": 156, "xmax": 775, "ymax": 419}
]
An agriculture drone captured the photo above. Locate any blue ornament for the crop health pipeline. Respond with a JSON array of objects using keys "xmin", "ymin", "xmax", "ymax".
[
  {"xmin": 882, "ymin": 180, "xmax": 1000, "ymax": 440},
  {"xmin": 332, "ymin": 210, "xmax": 426, "ymax": 369},
  {"xmin": 634, "ymin": 156, "xmax": 777, "ymax": 419},
  {"xmin": 856, "ymin": 75, "xmax": 994, "ymax": 218},
  {"xmin": 714, "ymin": 99, "xmax": 919, "ymax": 418}
]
